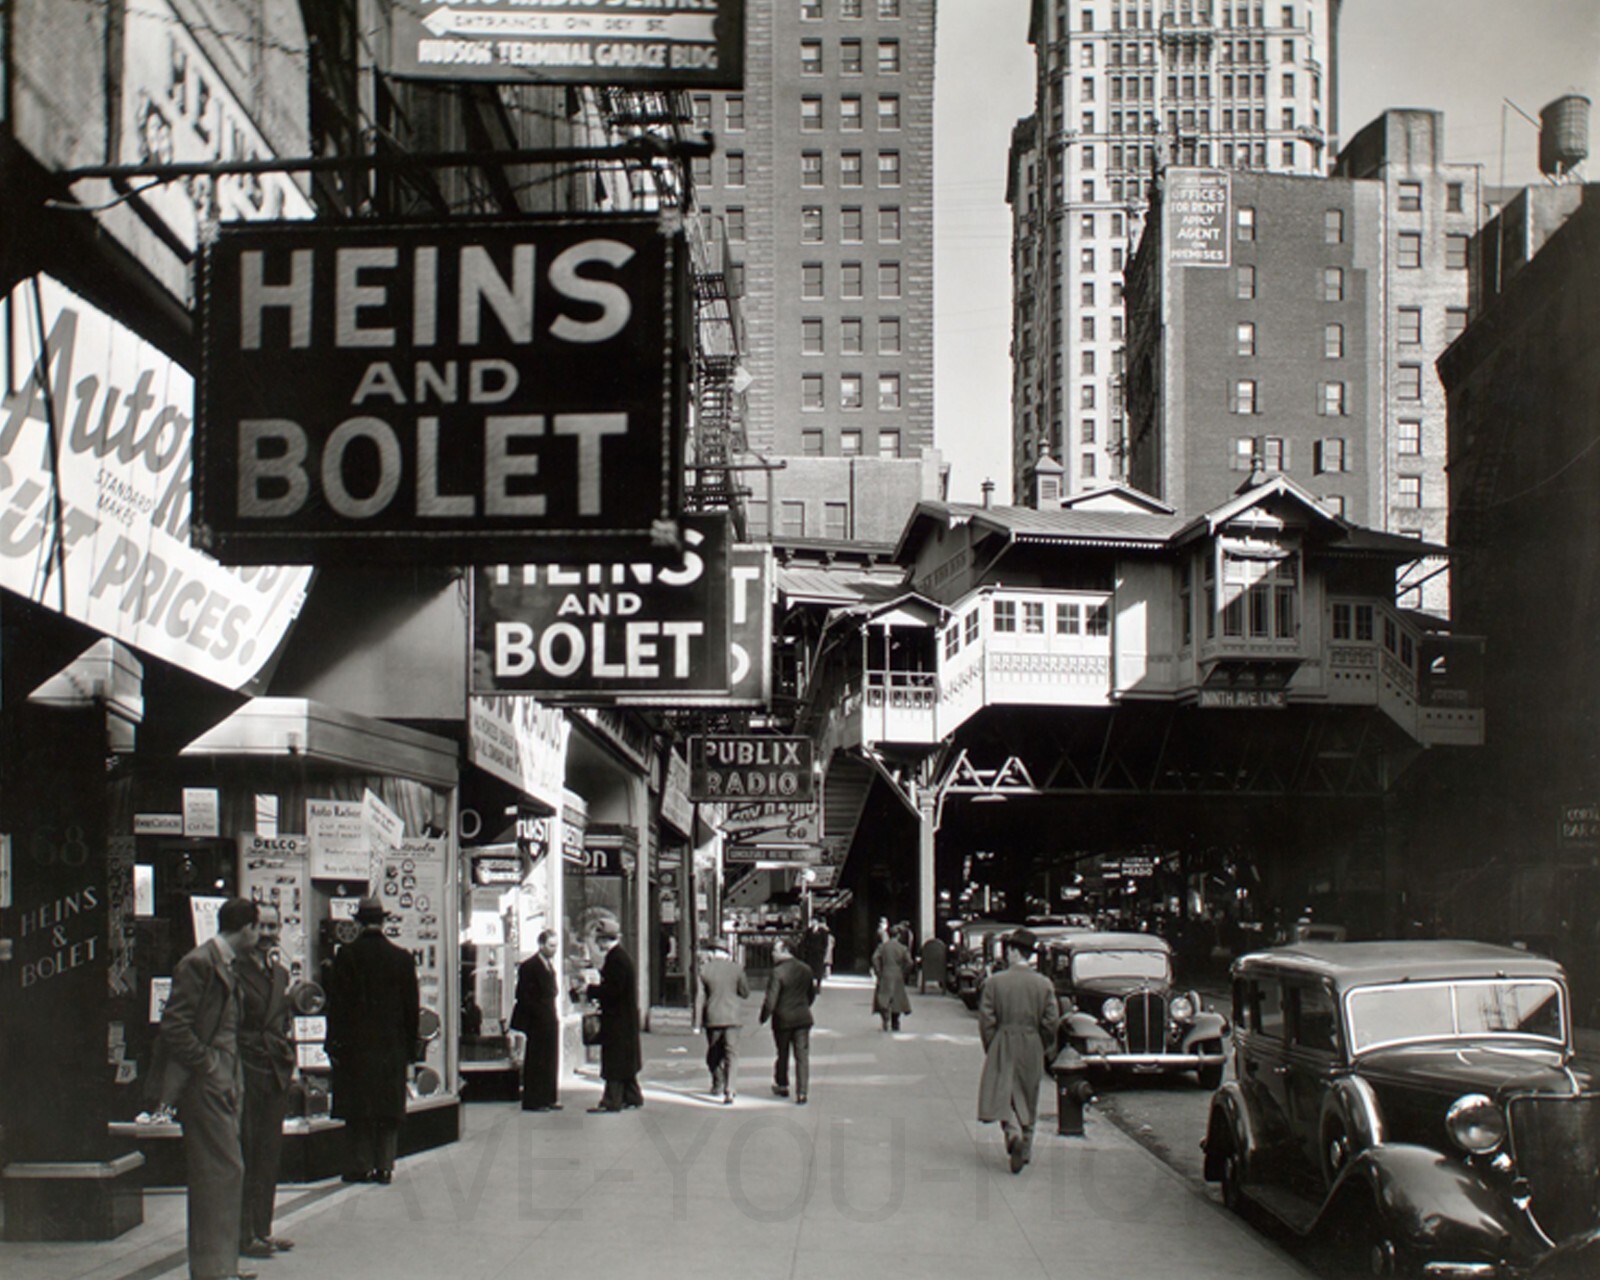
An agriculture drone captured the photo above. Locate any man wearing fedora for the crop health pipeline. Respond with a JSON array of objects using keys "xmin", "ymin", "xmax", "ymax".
[
  {"xmin": 694, "ymin": 938, "xmax": 749, "ymax": 1104},
  {"xmin": 326, "ymin": 896, "xmax": 419, "ymax": 1184},
  {"xmin": 977, "ymin": 928, "xmax": 1061, "ymax": 1174},
  {"xmin": 585, "ymin": 923, "xmax": 643, "ymax": 1112}
]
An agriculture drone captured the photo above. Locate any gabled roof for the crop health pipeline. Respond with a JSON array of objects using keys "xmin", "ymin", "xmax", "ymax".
[
  {"xmin": 1059, "ymin": 484, "xmax": 1177, "ymax": 515},
  {"xmin": 892, "ymin": 500, "xmax": 1183, "ymax": 564},
  {"xmin": 776, "ymin": 564, "xmax": 910, "ymax": 608}
]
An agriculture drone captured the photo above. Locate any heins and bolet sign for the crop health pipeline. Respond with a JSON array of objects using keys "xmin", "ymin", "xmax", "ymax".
[{"xmin": 195, "ymin": 216, "xmax": 685, "ymax": 562}]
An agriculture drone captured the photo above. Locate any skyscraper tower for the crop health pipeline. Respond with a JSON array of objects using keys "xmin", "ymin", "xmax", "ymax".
[
  {"xmin": 1010, "ymin": 0, "xmax": 1340, "ymax": 499},
  {"xmin": 693, "ymin": 0, "xmax": 937, "ymax": 535}
]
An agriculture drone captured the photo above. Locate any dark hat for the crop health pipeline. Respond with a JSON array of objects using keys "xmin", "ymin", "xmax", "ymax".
[
  {"xmin": 354, "ymin": 896, "xmax": 389, "ymax": 924},
  {"xmin": 1008, "ymin": 928, "xmax": 1038, "ymax": 955}
]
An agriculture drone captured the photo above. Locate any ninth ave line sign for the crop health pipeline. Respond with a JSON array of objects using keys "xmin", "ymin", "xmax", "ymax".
[{"xmin": 689, "ymin": 735, "xmax": 814, "ymax": 802}]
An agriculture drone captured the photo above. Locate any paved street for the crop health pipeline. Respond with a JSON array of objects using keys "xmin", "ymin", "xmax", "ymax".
[{"xmin": 0, "ymin": 976, "xmax": 1311, "ymax": 1280}]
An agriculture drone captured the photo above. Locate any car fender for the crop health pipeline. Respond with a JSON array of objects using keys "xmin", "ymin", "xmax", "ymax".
[
  {"xmin": 1181, "ymin": 1011, "xmax": 1228, "ymax": 1052},
  {"xmin": 1062, "ymin": 1011, "xmax": 1107, "ymax": 1042},
  {"xmin": 1317, "ymin": 1075, "xmax": 1385, "ymax": 1170},
  {"xmin": 1203, "ymin": 1081, "xmax": 1257, "ymax": 1180},
  {"xmin": 1531, "ymin": 1224, "xmax": 1600, "ymax": 1279},
  {"xmin": 1317, "ymin": 1144, "xmax": 1547, "ymax": 1265}
]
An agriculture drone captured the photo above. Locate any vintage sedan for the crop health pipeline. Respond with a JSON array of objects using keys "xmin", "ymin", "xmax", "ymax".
[
  {"xmin": 1203, "ymin": 941, "xmax": 1599, "ymax": 1277},
  {"xmin": 949, "ymin": 919, "xmax": 1016, "ymax": 1009},
  {"xmin": 1045, "ymin": 931, "xmax": 1228, "ymax": 1088}
]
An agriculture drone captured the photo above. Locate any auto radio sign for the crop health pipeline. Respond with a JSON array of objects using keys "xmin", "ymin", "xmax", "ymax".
[{"xmin": 196, "ymin": 215, "xmax": 686, "ymax": 562}]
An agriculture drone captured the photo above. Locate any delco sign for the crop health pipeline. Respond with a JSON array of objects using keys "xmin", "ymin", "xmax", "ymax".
[
  {"xmin": 689, "ymin": 736, "xmax": 814, "ymax": 802},
  {"xmin": 471, "ymin": 516, "xmax": 730, "ymax": 700},
  {"xmin": 195, "ymin": 216, "xmax": 686, "ymax": 562}
]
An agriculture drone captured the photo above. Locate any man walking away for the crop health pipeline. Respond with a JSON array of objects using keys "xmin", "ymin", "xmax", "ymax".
[
  {"xmin": 586, "ymin": 925, "xmax": 644, "ymax": 1112},
  {"xmin": 800, "ymin": 918, "xmax": 832, "ymax": 994},
  {"xmin": 326, "ymin": 897, "xmax": 420, "ymax": 1184},
  {"xmin": 695, "ymin": 939, "xmax": 749, "ymax": 1104},
  {"xmin": 156, "ymin": 895, "xmax": 259, "ymax": 1280},
  {"xmin": 977, "ymin": 929, "xmax": 1061, "ymax": 1174},
  {"xmin": 760, "ymin": 937, "xmax": 816, "ymax": 1104},
  {"xmin": 238, "ymin": 905, "xmax": 296, "ymax": 1259},
  {"xmin": 510, "ymin": 930, "xmax": 563, "ymax": 1112}
]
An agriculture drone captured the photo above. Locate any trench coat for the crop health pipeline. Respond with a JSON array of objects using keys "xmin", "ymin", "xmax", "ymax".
[
  {"xmin": 871, "ymin": 938, "xmax": 914, "ymax": 1016},
  {"xmin": 976, "ymin": 963, "xmax": 1061, "ymax": 1128},
  {"xmin": 587, "ymin": 944, "xmax": 643, "ymax": 1081},
  {"xmin": 326, "ymin": 930, "xmax": 420, "ymax": 1122}
]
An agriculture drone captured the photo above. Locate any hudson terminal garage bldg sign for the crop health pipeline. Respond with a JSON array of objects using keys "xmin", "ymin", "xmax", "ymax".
[{"xmin": 195, "ymin": 215, "xmax": 687, "ymax": 562}]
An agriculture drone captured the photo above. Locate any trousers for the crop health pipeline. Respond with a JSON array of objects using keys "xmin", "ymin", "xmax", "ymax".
[
  {"xmin": 704, "ymin": 1026, "xmax": 741, "ymax": 1095},
  {"xmin": 239, "ymin": 1082, "xmax": 289, "ymax": 1245},
  {"xmin": 772, "ymin": 1025, "xmax": 811, "ymax": 1096},
  {"xmin": 179, "ymin": 1073, "xmax": 244, "ymax": 1280},
  {"xmin": 347, "ymin": 1118, "xmax": 400, "ymax": 1175}
]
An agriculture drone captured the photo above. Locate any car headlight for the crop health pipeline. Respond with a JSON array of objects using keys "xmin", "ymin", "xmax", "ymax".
[
  {"xmin": 1445, "ymin": 1093, "xmax": 1506, "ymax": 1154},
  {"xmin": 1102, "ymin": 996, "xmax": 1126, "ymax": 1024},
  {"xmin": 1170, "ymin": 994, "xmax": 1195, "ymax": 1021}
]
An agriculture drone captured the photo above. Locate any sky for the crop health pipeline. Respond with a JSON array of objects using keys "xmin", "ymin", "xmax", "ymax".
[{"xmin": 932, "ymin": 0, "xmax": 1600, "ymax": 504}]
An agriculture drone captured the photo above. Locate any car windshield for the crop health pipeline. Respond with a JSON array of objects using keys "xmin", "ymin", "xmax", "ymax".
[
  {"xmin": 1071, "ymin": 949, "xmax": 1170, "ymax": 984},
  {"xmin": 1346, "ymin": 979, "xmax": 1566, "ymax": 1054}
]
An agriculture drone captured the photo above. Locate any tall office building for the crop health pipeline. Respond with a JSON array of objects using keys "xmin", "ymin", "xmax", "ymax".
[
  {"xmin": 693, "ymin": 0, "xmax": 938, "ymax": 542},
  {"xmin": 1009, "ymin": 0, "xmax": 1339, "ymax": 499}
]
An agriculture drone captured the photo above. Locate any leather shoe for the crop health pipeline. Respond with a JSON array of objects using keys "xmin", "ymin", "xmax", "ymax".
[
  {"xmin": 722, "ymin": 1092, "xmax": 735, "ymax": 1105},
  {"xmin": 340, "ymin": 1170, "xmax": 371, "ymax": 1183},
  {"xmin": 239, "ymin": 1239, "xmax": 274, "ymax": 1259},
  {"xmin": 261, "ymin": 1236, "xmax": 295, "ymax": 1252},
  {"xmin": 587, "ymin": 1104, "xmax": 622, "ymax": 1113},
  {"xmin": 373, "ymin": 1170, "xmax": 393, "ymax": 1185},
  {"xmin": 771, "ymin": 1085, "xmax": 790, "ymax": 1098},
  {"xmin": 796, "ymin": 1093, "xmax": 808, "ymax": 1105}
]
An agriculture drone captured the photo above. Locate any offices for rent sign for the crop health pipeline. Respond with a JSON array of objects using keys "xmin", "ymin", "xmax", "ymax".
[
  {"xmin": 0, "ymin": 275, "xmax": 312, "ymax": 691},
  {"xmin": 196, "ymin": 215, "xmax": 687, "ymax": 562},
  {"xmin": 390, "ymin": 1, "xmax": 745, "ymax": 90},
  {"xmin": 1166, "ymin": 168, "xmax": 1231, "ymax": 268}
]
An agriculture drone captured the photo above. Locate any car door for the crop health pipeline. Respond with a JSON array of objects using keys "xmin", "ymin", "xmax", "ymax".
[
  {"xmin": 1234, "ymin": 972, "xmax": 1294, "ymax": 1171},
  {"xmin": 1281, "ymin": 977, "xmax": 1342, "ymax": 1191}
]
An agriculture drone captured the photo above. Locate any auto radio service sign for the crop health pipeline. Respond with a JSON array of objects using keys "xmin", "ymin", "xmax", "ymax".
[{"xmin": 196, "ymin": 215, "xmax": 686, "ymax": 562}]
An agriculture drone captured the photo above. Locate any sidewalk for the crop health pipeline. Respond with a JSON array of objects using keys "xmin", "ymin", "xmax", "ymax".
[{"xmin": 1, "ymin": 976, "xmax": 1311, "ymax": 1280}]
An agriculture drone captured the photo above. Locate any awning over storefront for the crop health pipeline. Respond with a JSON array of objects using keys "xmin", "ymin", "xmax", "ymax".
[{"xmin": 181, "ymin": 696, "xmax": 458, "ymax": 787}]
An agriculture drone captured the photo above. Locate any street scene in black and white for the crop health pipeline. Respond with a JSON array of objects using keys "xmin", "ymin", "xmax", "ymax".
[{"xmin": 1, "ymin": 2, "xmax": 1598, "ymax": 1279}]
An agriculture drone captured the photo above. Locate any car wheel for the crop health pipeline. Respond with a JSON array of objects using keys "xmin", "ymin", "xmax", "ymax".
[{"xmin": 1218, "ymin": 1145, "xmax": 1246, "ymax": 1214}]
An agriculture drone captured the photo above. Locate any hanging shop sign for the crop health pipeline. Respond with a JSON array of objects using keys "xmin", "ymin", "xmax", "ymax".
[
  {"xmin": 196, "ymin": 215, "xmax": 687, "ymax": 562},
  {"xmin": 467, "ymin": 695, "xmax": 570, "ymax": 809},
  {"xmin": 0, "ymin": 275, "xmax": 313, "ymax": 691},
  {"xmin": 389, "ymin": 0, "xmax": 745, "ymax": 90},
  {"xmin": 688, "ymin": 735, "xmax": 814, "ymax": 802},
  {"xmin": 472, "ymin": 515, "xmax": 730, "ymax": 700},
  {"xmin": 656, "ymin": 543, "xmax": 772, "ymax": 708},
  {"xmin": 119, "ymin": 0, "xmax": 314, "ymax": 253},
  {"xmin": 718, "ymin": 801, "xmax": 820, "ymax": 848},
  {"xmin": 660, "ymin": 749, "xmax": 694, "ymax": 837},
  {"xmin": 1165, "ymin": 167, "xmax": 1232, "ymax": 269}
]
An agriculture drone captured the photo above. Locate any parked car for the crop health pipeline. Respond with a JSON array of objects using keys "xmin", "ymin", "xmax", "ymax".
[
  {"xmin": 949, "ymin": 919, "xmax": 1015, "ymax": 1009},
  {"xmin": 1203, "ymin": 941, "xmax": 1599, "ymax": 1277},
  {"xmin": 1045, "ymin": 931, "xmax": 1227, "ymax": 1089}
]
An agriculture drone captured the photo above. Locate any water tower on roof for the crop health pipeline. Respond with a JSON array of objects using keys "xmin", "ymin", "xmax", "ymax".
[{"xmin": 1538, "ymin": 94, "xmax": 1590, "ymax": 181}]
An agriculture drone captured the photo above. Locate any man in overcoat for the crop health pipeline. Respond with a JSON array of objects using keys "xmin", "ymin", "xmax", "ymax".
[
  {"xmin": 977, "ymin": 929, "xmax": 1061, "ymax": 1174},
  {"xmin": 759, "ymin": 936, "xmax": 816, "ymax": 1103},
  {"xmin": 871, "ymin": 927, "xmax": 914, "ymax": 1031},
  {"xmin": 326, "ymin": 897, "xmax": 420, "ymax": 1184},
  {"xmin": 510, "ymin": 929, "xmax": 563, "ymax": 1111},
  {"xmin": 694, "ymin": 939, "xmax": 749, "ymax": 1104},
  {"xmin": 237, "ymin": 904, "xmax": 296, "ymax": 1258},
  {"xmin": 585, "ymin": 926, "xmax": 643, "ymax": 1112},
  {"xmin": 156, "ymin": 895, "xmax": 259, "ymax": 1280}
]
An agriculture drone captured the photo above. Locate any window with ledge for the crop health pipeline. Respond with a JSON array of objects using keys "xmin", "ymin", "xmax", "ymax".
[
  {"xmin": 725, "ymin": 96, "xmax": 745, "ymax": 131},
  {"xmin": 841, "ymin": 261, "xmax": 864, "ymax": 299},
  {"xmin": 1324, "ymin": 322, "xmax": 1344, "ymax": 358},
  {"xmin": 1233, "ymin": 379, "xmax": 1258, "ymax": 415},
  {"xmin": 877, "ymin": 40, "xmax": 900, "ymax": 73},
  {"xmin": 1220, "ymin": 553, "xmax": 1297, "ymax": 640},
  {"xmin": 878, "ymin": 151, "xmax": 901, "ymax": 187},
  {"xmin": 801, "ymin": 376, "xmax": 824, "ymax": 411},
  {"xmin": 692, "ymin": 96, "xmax": 712, "ymax": 132},
  {"xmin": 801, "ymin": 317, "xmax": 823, "ymax": 355},
  {"xmin": 1315, "ymin": 437, "xmax": 1346, "ymax": 473},
  {"xmin": 1446, "ymin": 234, "xmax": 1469, "ymax": 269},
  {"xmin": 839, "ymin": 38, "xmax": 862, "ymax": 73},
  {"xmin": 880, "ymin": 0, "xmax": 900, "ymax": 19},
  {"xmin": 963, "ymin": 610, "xmax": 980, "ymax": 645},
  {"xmin": 801, "ymin": 97, "xmax": 823, "ymax": 130},
  {"xmin": 727, "ymin": 206, "xmax": 746, "ymax": 242},
  {"xmin": 779, "ymin": 502, "xmax": 806, "ymax": 538},
  {"xmin": 878, "ymin": 430, "xmax": 900, "ymax": 458},
  {"xmin": 1446, "ymin": 182, "xmax": 1464, "ymax": 212},
  {"xmin": 1397, "ymin": 363, "xmax": 1422, "ymax": 400},
  {"xmin": 1396, "ymin": 419, "xmax": 1422, "ymax": 455},
  {"xmin": 801, "ymin": 40, "xmax": 823, "ymax": 74},
  {"xmin": 1023, "ymin": 602, "xmax": 1046, "ymax": 635},
  {"xmin": 842, "ymin": 317, "xmax": 864, "ymax": 354},
  {"xmin": 801, "ymin": 152, "xmax": 823, "ymax": 186},
  {"xmin": 1320, "ymin": 382, "xmax": 1346, "ymax": 416},
  {"xmin": 993, "ymin": 600, "xmax": 1018, "ymax": 633},
  {"xmin": 1324, "ymin": 208, "xmax": 1344, "ymax": 243},
  {"xmin": 840, "ymin": 96, "xmax": 863, "ymax": 130},
  {"xmin": 801, "ymin": 0, "xmax": 821, "ymax": 18},
  {"xmin": 877, "ymin": 316, "xmax": 899, "ymax": 354},
  {"xmin": 802, "ymin": 262, "xmax": 823, "ymax": 298},
  {"xmin": 1445, "ymin": 307, "xmax": 1468, "ymax": 342},
  {"xmin": 841, "ymin": 151, "xmax": 863, "ymax": 186},
  {"xmin": 1397, "ymin": 181, "xmax": 1423, "ymax": 212},
  {"xmin": 840, "ymin": 427, "xmax": 862, "ymax": 453},
  {"xmin": 823, "ymin": 502, "xmax": 848, "ymax": 540},
  {"xmin": 1237, "ymin": 264, "xmax": 1256, "ymax": 299},
  {"xmin": 1236, "ymin": 206, "xmax": 1256, "ymax": 241},
  {"xmin": 878, "ymin": 262, "xmax": 901, "ymax": 298},
  {"xmin": 878, "ymin": 206, "xmax": 901, "ymax": 241},
  {"xmin": 1397, "ymin": 475, "xmax": 1422, "ymax": 507},
  {"xmin": 801, "ymin": 206, "xmax": 823, "ymax": 241},
  {"xmin": 841, "ymin": 0, "xmax": 862, "ymax": 16},
  {"xmin": 840, "ymin": 375, "xmax": 863, "ymax": 411},
  {"xmin": 726, "ymin": 152, "xmax": 745, "ymax": 187},
  {"xmin": 841, "ymin": 206, "xmax": 864, "ymax": 242},
  {"xmin": 1397, "ymin": 307, "xmax": 1422, "ymax": 344},
  {"xmin": 1237, "ymin": 321, "xmax": 1256, "ymax": 356}
]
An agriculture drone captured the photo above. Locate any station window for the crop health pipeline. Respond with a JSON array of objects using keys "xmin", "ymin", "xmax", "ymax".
[
  {"xmin": 993, "ymin": 600, "xmax": 1018, "ymax": 633},
  {"xmin": 964, "ymin": 610, "xmax": 980, "ymax": 645},
  {"xmin": 1056, "ymin": 602, "xmax": 1082, "ymax": 635},
  {"xmin": 1023, "ymin": 602, "xmax": 1046, "ymax": 634},
  {"xmin": 1085, "ymin": 603, "xmax": 1111, "ymax": 637},
  {"xmin": 944, "ymin": 626, "xmax": 961, "ymax": 660}
]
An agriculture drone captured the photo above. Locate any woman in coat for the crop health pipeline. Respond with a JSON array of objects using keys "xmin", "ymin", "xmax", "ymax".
[
  {"xmin": 871, "ymin": 927, "xmax": 914, "ymax": 1031},
  {"xmin": 585, "ymin": 928, "xmax": 643, "ymax": 1112},
  {"xmin": 976, "ymin": 929, "xmax": 1060, "ymax": 1174}
]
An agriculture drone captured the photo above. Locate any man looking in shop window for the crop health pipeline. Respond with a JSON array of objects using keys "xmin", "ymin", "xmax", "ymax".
[{"xmin": 237, "ymin": 904, "xmax": 296, "ymax": 1259}]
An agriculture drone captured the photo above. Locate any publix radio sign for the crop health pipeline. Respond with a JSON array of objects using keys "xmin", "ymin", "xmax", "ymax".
[{"xmin": 688, "ymin": 735, "xmax": 813, "ymax": 802}]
